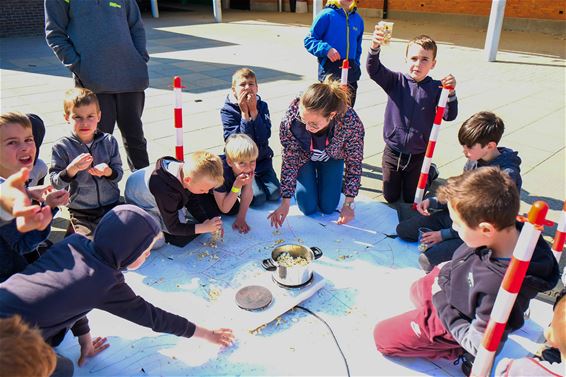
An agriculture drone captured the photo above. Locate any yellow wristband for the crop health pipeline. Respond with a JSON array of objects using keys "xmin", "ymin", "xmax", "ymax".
[{"xmin": 231, "ymin": 186, "xmax": 241, "ymax": 194}]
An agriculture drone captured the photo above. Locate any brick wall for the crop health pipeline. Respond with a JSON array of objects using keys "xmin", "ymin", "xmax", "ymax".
[
  {"xmin": 387, "ymin": 0, "xmax": 565, "ymax": 21},
  {"xmin": 0, "ymin": 0, "xmax": 45, "ymax": 37}
]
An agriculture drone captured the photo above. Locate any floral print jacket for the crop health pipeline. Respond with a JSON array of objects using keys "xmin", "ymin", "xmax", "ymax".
[{"xmin": 279, "ymin": 97, "xmax": 365, "ymax": 198}]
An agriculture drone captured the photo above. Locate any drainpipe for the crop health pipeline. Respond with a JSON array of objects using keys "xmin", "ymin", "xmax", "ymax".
[{"xmin": 383, "ymin": 0, "xmax": 388, "ymax": 19}]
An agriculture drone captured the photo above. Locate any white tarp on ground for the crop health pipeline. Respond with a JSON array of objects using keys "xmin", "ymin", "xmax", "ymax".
[{"xmin": 56, "ymin": 197, "xmax": 552, "ymax": 376}]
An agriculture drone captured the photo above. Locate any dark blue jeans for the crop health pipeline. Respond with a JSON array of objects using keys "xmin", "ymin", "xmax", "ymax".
[
  {"xmin": 251, "ymin": 163, "xmax": 281, "ymax": 207},
  {"xmin": 296, "ymin": 159, "xmax": 344, "ymax": 215}
]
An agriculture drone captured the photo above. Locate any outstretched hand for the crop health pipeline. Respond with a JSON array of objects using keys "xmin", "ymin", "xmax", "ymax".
[{"xmin": 78, "ymin": 334, "xmax": 110, "ymax": 367}]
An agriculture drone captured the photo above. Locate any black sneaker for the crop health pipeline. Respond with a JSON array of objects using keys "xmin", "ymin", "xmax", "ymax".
[{"xmin": 454, "ymin": 352, "xmax": 474, "ymax": 377}]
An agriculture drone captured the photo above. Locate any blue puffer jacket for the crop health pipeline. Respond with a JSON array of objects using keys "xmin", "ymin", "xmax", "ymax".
[{"xmin": 304, "ymin": 1, "xmax": 364, "ymax": 83}]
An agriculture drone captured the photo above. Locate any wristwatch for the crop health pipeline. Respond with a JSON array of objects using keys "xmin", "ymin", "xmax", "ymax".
[{"xmin": 344, "ymin": 201, "xmax": 355, "ymax": 210}]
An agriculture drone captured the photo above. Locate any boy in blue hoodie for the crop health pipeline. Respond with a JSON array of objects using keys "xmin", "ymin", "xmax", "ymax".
[
  {"xmin": 50, "ymin": 88, "xmax": 123, "ymax": 238},
  {"xmin": 220, "ymin": 68, "xmax": 280, "ymax": 207},
  {"xmin": 304, "ymin": 0, "xmax": 364, "ymax": 106},
  {"xmin": 396, "ymin": 112, "xmax": 522, "ymax": 272},
  {"xmin": 0, "ymin": 205, "xmax": 235, "ymax": 374},
  {"xmin": 367, "ymin": 33, "xmax": 458, "ymax": 204}
]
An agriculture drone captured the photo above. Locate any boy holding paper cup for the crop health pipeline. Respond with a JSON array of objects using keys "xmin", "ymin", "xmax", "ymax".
[{"xmin": 50, "ymin": 88, "xmax": 123, "ymax": 237}]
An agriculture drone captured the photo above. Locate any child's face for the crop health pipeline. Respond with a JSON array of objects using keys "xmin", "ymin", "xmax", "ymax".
[
  {"xmin": 405, "ymin": 43, "xmax": 436, "ymax": 82},
  {"xmin": 462, "ymin": 142, "xmax": 493, "ymax": 162},
  {"xmin": 447, "ymin": 202, "xmax": 490, "ymax": 248},
  {"xmin": 339, "ymin": 0, "xmax": 354, "ymax": 9},
  {"xmin": 0, "ymin": 123, "xmax": 36, "ymax": 178},
  {"xmin": 184, "ymin": 175, "xmax": 218, "ymax": 194},
  {"xmin": 64, "ymin": 103, "xmax": 101, "ymax": 143},
  {"xmin": 227, "ymin": 158, "xmax": 256, "ymax": 176},
  {"xmin": 127, "ymin": 236, "xmax": 158, "ymax": 270},
  {"xmin": 232, "ymin": 77, "xmax": 258, "ymax": 101}
]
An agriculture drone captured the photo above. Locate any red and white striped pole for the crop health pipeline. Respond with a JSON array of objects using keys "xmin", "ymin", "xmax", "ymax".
[
  {"xmin": 173, "ymin": 76, "xmax": 184, "ymax": 161},
  {"xmin": 551, "ymin": 201, "xmax": 566, "ymax": 262},
  {"xmin": 340, "ymin": 59, "xmax": 349, "ymax": 87},
  {"xmin": 412, "ymin": 86, "xmax": 453, "ymax": 208},
  {"xmin": 471, "ymin": 201, "xmax": 553, "ymax": 377}
]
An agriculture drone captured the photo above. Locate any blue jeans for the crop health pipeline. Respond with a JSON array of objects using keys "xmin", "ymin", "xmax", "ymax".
[
  {"xmin": 296, "ymin": 159, "xmax": 344, "ymax": 215},
  {"xmin": 251, "ymin": 163, "xmax": 281, "ymax": 207}
]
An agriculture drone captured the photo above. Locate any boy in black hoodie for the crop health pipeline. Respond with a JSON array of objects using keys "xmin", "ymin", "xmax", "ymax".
[
  {"xmin": 0, "ymin": 205, "xmax": 234, "ymax": 374},
  {"xmin": 374, "ymin": 167, "xmax": 559, "ymax": 363},
  {"xmin": 396, "ymin": 112, "xmax": 523, "ymax": 272}
]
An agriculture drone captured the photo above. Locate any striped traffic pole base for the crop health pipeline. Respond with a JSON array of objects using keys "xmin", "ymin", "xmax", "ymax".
[
  {"xmin": 173, "ymin": 76, "xmax": 184, "ymax": 161},
  {"xmin": 412, "ymin": 86, "xmax": 451, "ymax": 208}
]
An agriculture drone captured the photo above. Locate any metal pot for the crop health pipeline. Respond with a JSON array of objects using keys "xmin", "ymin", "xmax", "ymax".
[{"xmin": 261, "ymin": 244, "xmax": 323, "ymax": 287}]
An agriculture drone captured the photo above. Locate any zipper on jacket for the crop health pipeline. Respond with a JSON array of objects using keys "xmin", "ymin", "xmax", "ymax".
[
  {"xmin": 344, "ymin": 9, "xmax": 350, "ymax": 62},
  {"xmin": 85, "ymin": 143, "xmax": 102, "ymax": 208}
]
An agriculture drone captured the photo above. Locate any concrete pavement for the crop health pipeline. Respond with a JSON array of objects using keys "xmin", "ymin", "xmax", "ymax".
[{"xmin": 1, "ymin": 7, "xmax": 564, "ymax": 240}]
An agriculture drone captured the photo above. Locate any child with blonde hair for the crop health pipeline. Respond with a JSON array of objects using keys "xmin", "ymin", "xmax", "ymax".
[
  {"xmin": 214, "ymin": 134, "xmax": 258, "ymax": 233},
  {"xmin": 125, "ymin": 151, "xmax": 226, "ymax": 247}
]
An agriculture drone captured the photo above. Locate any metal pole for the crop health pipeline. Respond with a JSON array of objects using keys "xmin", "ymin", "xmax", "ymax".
[
  {"xmin": 213, "ymin": 0, "xmax": 222, "ymax": 23},
  {"xmin": 484, "ymin": 0, "xmax": 506, "ymax": 62},
  {"xmin": 313, "ymin": 0, "xmax": 323, "ymax": 20},
  {"xmin": 150, "ymin": 0, "xmax": 159, "ymax": 18}
]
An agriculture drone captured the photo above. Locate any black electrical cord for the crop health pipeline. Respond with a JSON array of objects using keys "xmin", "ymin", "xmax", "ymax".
[{"xmin": 295, "ymin": 305, "xmax": 350, "ymax": 377}]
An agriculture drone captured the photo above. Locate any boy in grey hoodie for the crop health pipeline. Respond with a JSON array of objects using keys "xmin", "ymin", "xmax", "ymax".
[
  {"xmin": 396, "ymin": 112, "xmax": 522, "ymax": 272},
  {"xmin": 50, "ymin": 88, "xmax": 123, "ymax": 237},
  {"xmin": 44, "ymin": 0, "xmax": 150, "ymax": 170}
]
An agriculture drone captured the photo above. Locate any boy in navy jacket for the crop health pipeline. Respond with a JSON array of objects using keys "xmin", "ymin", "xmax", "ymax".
[
  {"xmin": 367, "ymin": 33, "xmax": 458, "ymax": 203},
  {"xmin": 0, "ymin": 205, "xmax": 235, "ymax": 372},
  {"xmin": 220, "ymin": 68, "xmax": 280, "ymax": 207}
]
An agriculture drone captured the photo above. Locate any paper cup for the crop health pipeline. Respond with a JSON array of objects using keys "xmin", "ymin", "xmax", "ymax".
[{"xmin": 378, "ymin": 21, "xmax": 394, "ymax": 45}]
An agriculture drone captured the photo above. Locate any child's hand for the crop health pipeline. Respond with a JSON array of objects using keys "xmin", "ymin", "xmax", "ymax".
[
  {"xmin": 246, "ymin": 93, "xmax": 258, "ymax": 119},
  {"xmin": 2, "ymin": 168, "xmax": 53, "ymax": 232},
  {"xmin": 44, "ymin": 189, "xmax": 70, "ymax": 208},
  {"xmin": 68, "ymin": 153, "xmax": 93, "ymax": 177},
  {"xmin": 232, "ymin": 216, "xmax": 250, "ymax": 234},
  {"xmin": 201, "ymin": 216, "xmax": 223, "ymax": 234},
  {"xmin": 234, "ymin": 171, "xmax": 254, "ymax": 189},
  {"xmin": 238, "ymin": 90, "xmax": 250, "ymax": 118},
  {"xmin": 441, "ymin": 74, "xmax": 457, "ymax": 93},
  {"xmin": 420, "ymin": 230, "xmax": 442, "ymax": 246},
  {"xmin": 370, "ymin": 25, "xmax": 385, "ymax": 50},
  {"xmin": 194, "ymin": 326, "xmax": 235, "ymax": 347},
  {"xmin": 77, "ymin": 333, "xmax": 110, "ymax": 367},
  {"xmin": 327, "ymin": 47, "xmax": 341, "ymax": 62},
  {"xmin": 26, "ymin": 183, "xmax": 53, "ymax": 203},
  {"xmin": 88, "ymin": 163, "xmax": 112, "ymax": 177},
  {"xmin": 416, "ymin": 199, "xmax": 431, "ymax": 216}
]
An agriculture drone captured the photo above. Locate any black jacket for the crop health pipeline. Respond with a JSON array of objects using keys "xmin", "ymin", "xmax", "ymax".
[{"xmin": 0, "ymin": 205, "xmax": 196, "ymax": 345}]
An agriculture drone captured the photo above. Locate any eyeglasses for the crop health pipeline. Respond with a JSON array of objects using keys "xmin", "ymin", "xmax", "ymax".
[{"xmin": 297, "ymin": 113, "xmax": 332, "ymax": 131}]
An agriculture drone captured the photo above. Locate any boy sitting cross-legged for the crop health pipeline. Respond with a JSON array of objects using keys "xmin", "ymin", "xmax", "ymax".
[
  {"xmin": 49, "ymin": 88, "xmax": 123, "ymax": 238},
  {"xmin": 125, "ymin": 151, "xmax": 229, "ymax": 247},
  {"xmin": 374, "ymin": 167, "xmax": 559, "ymax": 371}
]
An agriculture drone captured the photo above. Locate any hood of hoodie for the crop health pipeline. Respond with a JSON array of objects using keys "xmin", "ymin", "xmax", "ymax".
[
  {"xmin": 485, "ymin": 147, "xmax": 521, "ymax": 170},
  {"xmin": 92, "ymin": 204, "xmax": 160, "ymax": 270},
  {"xmin": 481, "ymin": 222, "xmax": 559, "ymax": 295}
]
